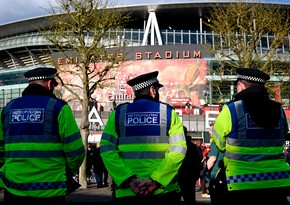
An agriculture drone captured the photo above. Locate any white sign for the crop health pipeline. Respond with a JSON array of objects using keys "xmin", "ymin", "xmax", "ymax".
[
  {"xmin": 88, "ymin": 133, "xmax": 102, "ymax": 143},
  {"xmin": 193, "ymin": 108, "xmax": 200, "ymax": 115},
  {"xmin": 88, "ymin": 106, "xmax": 104, "ymax": 126},
  {"xmin": 205, "ymin": 110, "xmax": 219, "ymax": 129}
]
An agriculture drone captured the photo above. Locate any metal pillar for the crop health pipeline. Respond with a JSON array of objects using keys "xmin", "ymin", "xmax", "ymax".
[{"xmin": 142, "ymin": 9, "xmax": 163, "ymax": 46}]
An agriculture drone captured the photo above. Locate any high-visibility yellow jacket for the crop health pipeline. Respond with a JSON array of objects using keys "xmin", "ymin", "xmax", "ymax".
[
  {"xmin": 0, "ymin": 87, "xmax": 85, "ymax": 198},
  {"xmin": 212, "ymin": 100, "xmax": 290, "ymax": 191},
  {"xmin": 100, "ymin": 98, "xmax": 187, "ymax": 198}
]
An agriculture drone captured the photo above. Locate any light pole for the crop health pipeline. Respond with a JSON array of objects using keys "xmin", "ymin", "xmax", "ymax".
[
  {"xmin": 195, "ymin": 106, "xmax": 198, "ymax": 132},
  {"xmin": 189, "ymin": 105, "xmax": 192, "ymax": 131},
  {"xmin": 1, "ymin": 89, "xmax": 4, "ymax": 108}
]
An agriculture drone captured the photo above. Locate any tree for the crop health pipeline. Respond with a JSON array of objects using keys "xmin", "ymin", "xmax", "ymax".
[
  {"xmin": 42, "ymin": 0, "xmax": 131, "ymax": 188},
  {"xmin": 204, "ymin": 0, "xmax": 290, "ymax": 102}
]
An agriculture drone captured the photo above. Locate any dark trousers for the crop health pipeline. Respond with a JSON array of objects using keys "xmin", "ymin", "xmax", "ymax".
[
  {"xmin": 179, "ymin": 178, "xmax": 197, "ymax": 205},
  {"xmin": 200, "ymin": 176, "xmax": 208, "ymax": 194},
  {"xmin": 113, "ymin": 191, "xmax": 180, "ymax": 205},
  {"xmin": 208, "ymin": 180, "xmax": 226, "ymax": 205},
  {"xmin": 95, "ymin": 170, "xmax": 109, "ymax": 187},
  {"xmin": 224, "ymin": 188, "xmax": 290, "ymax": 205},
  {"xmin": 4, "ymin": 190, "xmax": 65, "ymax": 204}
]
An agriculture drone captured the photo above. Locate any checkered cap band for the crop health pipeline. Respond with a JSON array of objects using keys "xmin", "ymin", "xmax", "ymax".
[
  {"xmin": 238, "ymin": 74, "xmax": 266, "ymax": 83},
  {"xmin": 132, "ymin": 77, "xmax": 158, "ymax": 91},
  {"xmin": 28, "ymin": 75, "xmax": 55, "ymax": 81}
]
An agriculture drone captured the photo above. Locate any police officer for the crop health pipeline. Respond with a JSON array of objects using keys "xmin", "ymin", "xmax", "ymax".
[
  {"xmin": 212, "ymin": 68, "xmax": 290, "ymax": 205},
  {"xmin": 100, "ymin": 71, "xmax": 187, "ymax": 205},
  {"xmin": 0, "ymin": 67, "xmax": 85, "ymax": 203}
]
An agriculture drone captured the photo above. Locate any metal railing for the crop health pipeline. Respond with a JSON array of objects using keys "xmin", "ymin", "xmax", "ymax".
[{"xmin": 1, "ymin": 29, "xmax": 290, "ymax": 55}]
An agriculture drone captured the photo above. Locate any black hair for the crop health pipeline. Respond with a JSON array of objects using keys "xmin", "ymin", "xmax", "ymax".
[
  {"xmin": 238, "ymin": 79, "xmax": 265, "ymax": 88},
  {"xmin": 134, "ymin": 86, "xmax": 151, "ymax": 97},
  {"xmin": 134, "ymin": 83, "xmax": 160, "ymax": 97}
]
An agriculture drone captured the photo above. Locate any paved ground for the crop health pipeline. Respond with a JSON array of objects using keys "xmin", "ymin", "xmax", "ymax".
[
  {"xmin": 65, "ymin": 183, "xmax": 211, "ymax": 204},
  {"xmin": 0, "ymin": 183, "xmax": 211, "ymax": 204}
]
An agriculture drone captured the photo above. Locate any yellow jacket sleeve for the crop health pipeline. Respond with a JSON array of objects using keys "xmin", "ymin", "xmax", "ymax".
[
  {"xmin": 212, "ymin": 105, "xmax": 232, "ymax": 152},
  {"xmin": 100, "ymin": 111, "xmax": 135, "ymax": 186},
  {"xmin": 150, "ymin": 109, "xmax": 187, "ymax": 187}
]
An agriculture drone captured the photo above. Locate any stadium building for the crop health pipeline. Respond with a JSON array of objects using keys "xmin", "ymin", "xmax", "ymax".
[{"xmin": 0, "ymin": 0, "xmax": 289, "ymax": 139}]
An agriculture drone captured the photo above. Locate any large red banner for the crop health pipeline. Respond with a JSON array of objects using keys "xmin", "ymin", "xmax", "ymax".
[{"xmin": 59, "ymin": 58, "xmax": 209, "ymax": 112}]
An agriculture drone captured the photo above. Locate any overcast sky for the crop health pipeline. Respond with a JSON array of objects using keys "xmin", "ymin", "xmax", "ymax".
[
  {"xmin": 1, "ymin": 0, "xmax": 290, "ymax": 25},
  {"xmin": 0, "ymin": 0, "xmax": 147, "ymax": 25},
  {"xmin": 0, "ymin": 0, "xmax": 53, "ymax": 25}
]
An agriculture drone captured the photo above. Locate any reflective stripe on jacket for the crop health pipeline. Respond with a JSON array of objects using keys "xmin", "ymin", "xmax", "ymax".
[
  {"xmin": 100, "ymin": 99, "xmax": 186, "ymax": 198},
  {"xmin": 0, "ymin": 95, "xmax": 85, "ymax": 197},
  {"xmin": 213, "ymin": 100, "xmax": 290, "ymax": 191}
]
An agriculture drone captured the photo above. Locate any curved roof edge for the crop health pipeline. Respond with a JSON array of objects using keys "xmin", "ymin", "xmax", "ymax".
[
  {"xmin": 1, "ymin": 1, "xmax": 290, "ymax": 39},
  {"xmin": 118, "ymin": 0, "xmax": 290, "ymax": 7}
]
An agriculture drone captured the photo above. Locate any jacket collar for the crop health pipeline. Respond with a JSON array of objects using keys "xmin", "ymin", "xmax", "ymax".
[
  {"xmin": 133, "ymin": 95, "xmax": 157, "ymax": 102},
  {"xmin": 234, "ymin": 86, "xmax": 281, "ymax": 128},
  {"xmin": 22, "ymin": 84, "xmax": 56, "ymax": 98}
]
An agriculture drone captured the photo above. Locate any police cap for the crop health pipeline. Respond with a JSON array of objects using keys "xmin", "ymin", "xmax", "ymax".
[
  {"xmin": 236, "ymin": 68, "xmax": 270, "ymax": 84},
  {"xmin": 24, "ymin": 67, "xmax": 58, "ymax": 86},
  {"xmin": 127, "ymin": 71, "xmax": 163, "ymax": 92}
]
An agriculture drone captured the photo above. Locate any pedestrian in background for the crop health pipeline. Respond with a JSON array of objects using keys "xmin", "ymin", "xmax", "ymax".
[
  {"xmin": 185, "ymin": 100, "xmax": 191, "ymax": 114},
  {"xmin": 100, "ymin": 71, "xmax": 186, "ymax": 205},
  {"xmin": 178, "ymin": 126, "xmax": 202, "ymax": 205},
  {"xmin": 93, "ymin": 142, "xmax": 108, "ymax": 188},
  {"xmin": 207, "ymin": 122, "xmax": 225, "ymax": 205},
  {"xmin": 200, "ymin": 143, "xmax": 210, "ymax": 198},
  {"xmin": 112, "ymin": 100, "xmax": 117, "ymax": 110},
  {"xmin": 0, "ymin": 67, "xmax": 85, "ymax": 203},
  {"xmin": 86, "ymin": 143, "xmax": 95, "ymax": 183},
  {"xmin": 212, "ymin": 68, "xmax": 290, "ymax": 205},
  {"xmin": 193, "ymin": 139, "xmax": 204, "ymax": 192}
]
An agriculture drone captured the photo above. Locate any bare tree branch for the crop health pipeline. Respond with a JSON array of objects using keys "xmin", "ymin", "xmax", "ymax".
[
  {"xmin": 205, "ymin": 0, "xmax": 290, "ymax": 100},
  {"xmin": 41, "ymin": 0, "xmax": 131, "ymax": 189}
]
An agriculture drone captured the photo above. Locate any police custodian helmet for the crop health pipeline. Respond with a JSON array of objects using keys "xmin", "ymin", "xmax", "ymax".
[
  {"xmin": 236, "ymin": 68, "xmax": 270, "ymax": 84},
  {"xmin": 24, "ymin": 67, "xmax": 58, "ymax": 86},
  {"xmin": 127, "ymin": 71, "xmax": 163, "ymax": 92}
]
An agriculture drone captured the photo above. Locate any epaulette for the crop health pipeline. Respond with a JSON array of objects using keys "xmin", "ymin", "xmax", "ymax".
[
  {"xmin": 115, "ymin": 102, "xmax": 130, "ymax": 110},
  {"xmin": 161, "ymin": 101, "xmax": 174, "ymax": 109},
  {"xmin": 58, "ymin": 98, "xmax": 68, "ymax": 105},
  {"xmin": 224, "ymin": 100, "xmax": 233, "ymax": 105},
  {"xmin": 6, "ymin": 97, "xmax": 19, "ymax": 105}
]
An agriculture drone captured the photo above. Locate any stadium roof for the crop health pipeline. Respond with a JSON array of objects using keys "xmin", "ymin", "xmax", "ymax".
[{"xmin": 1, "ymin": 1, "xmax": 290, "ymax": 39}]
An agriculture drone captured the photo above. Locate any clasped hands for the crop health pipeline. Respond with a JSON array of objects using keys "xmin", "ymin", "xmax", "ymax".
[{"xmin": 129, "ymin": 178, "xmax": 158, "ymax": 196}]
